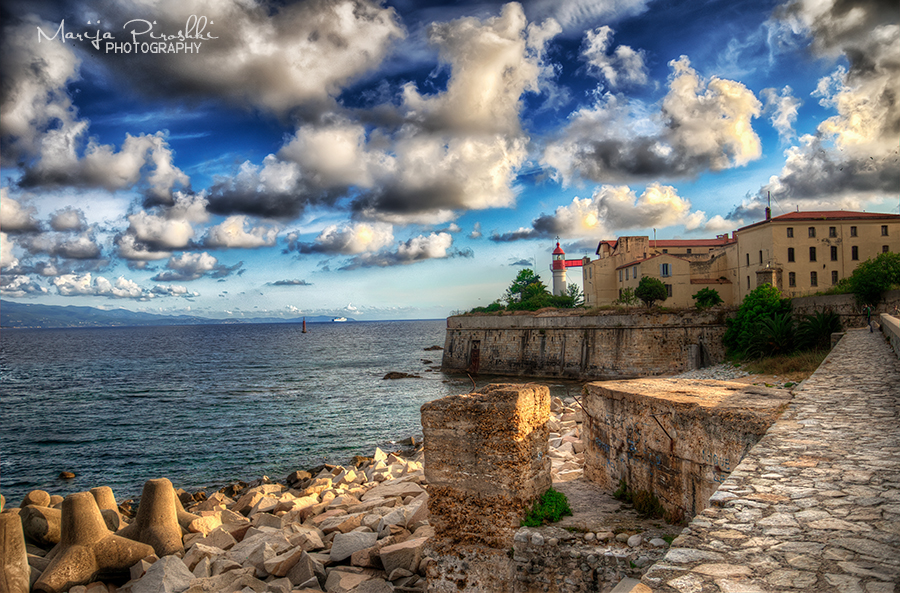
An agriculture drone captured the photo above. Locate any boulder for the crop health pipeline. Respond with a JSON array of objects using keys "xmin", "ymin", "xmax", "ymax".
[
  {"xmin": 132, "ymin": 555, "xmax": 194, "ymax": 593},
  {"xmin": 285, "ymin": 552, "xmax": 324, "ymax": 588},
  {"xmin": 323, "ymin": 570, "xmax": 372, "ymax": 593},
  {"xmin": 329, "ymin": 532, "xmax": 378, "ymax": 562},
  {"xmin": 183, "ymin": 543, "xmax": 226, "ymax": 571},
  {"xmin": 378, "ymin": 537, "xmax": 428, "ymax": 575},
  {"xmin": 262, "ymin": 546, "xmax": 305, "ymax": 577},
  {"xmin": 360, "ymin": 481, "xmax": 425, "ymax": 502}
]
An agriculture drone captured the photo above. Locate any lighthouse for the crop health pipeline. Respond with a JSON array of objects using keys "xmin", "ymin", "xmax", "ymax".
[{"xmin": 551, "ymin": 238, "xmax": 567, "ymax": 296}]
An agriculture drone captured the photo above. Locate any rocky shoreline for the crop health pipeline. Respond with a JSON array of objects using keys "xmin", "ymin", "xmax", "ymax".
[{"xmin": 1, "ymin": 394, "xmax": 601, "ymax": 593}]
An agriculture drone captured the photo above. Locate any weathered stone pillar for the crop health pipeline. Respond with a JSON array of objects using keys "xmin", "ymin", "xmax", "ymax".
[{"xmin": 421, "ymin": 383, "xmax": 550, "ymax": 593}]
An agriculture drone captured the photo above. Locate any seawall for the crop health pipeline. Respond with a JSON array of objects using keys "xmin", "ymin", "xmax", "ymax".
[{"xmin": 440, "ymin": 309, "xmax": 730, "ymax": 380}]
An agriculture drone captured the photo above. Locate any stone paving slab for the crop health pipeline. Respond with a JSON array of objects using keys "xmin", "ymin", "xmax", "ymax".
[{"xmin": 642, "ymin": 328, "xmax": 900, "ymax": 593}]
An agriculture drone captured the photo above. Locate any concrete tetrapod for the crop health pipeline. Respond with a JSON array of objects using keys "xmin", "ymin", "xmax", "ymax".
[
  {"xmin": 117, "ymin": 478, "xmax": 183, "ymax": 557},
  {"xmin": 91, "ymin": 487, "xmax": 123, "ymax": 532},
  {"xmin": 33, "ymin": 492, "xmax": 154, "ymax": 593},
  {"xmin": 1, "ymin": 512, "xmax": 31, "ymax": 593}
]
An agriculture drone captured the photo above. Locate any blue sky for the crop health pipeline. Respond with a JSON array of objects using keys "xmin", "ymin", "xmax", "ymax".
[{"xmin": 1, "ymin": 0, "xmax": 897, "ymax": 320}]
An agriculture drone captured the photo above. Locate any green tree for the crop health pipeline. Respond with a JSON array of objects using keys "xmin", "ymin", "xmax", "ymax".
[
  {"xmin": 692, "ymin": 287, "xmax": 723, "ymax": 309},
  {"xmin": 566, "ymin": 283, "xmax": 584, "ymax": 307},
  {"xmin": 723, "ymin": 284, "xmax": 791, "ymax": 356},
  {"xmin": 634, "ymin": 277, "xmax": 668, "ymax": 308},
  {"xmin": 846, "ymin": 251, "xmax": 900, "ymax": 306},
  {"xmin": 505, "ymin": 269, "xmax": 544, "ymax": 304}
]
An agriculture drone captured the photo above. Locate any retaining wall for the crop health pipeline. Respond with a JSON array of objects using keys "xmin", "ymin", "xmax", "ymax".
[
  {"xmin": 441, "ymin": 310, "xmax": 730, "ymax": 380},
  {"xmin": 882, "ymin": 314, "xmax": 900, "ymax": 358},
  {"xmin": 791, "ymin": 288, "xmax": 900, "ymax": 327}
]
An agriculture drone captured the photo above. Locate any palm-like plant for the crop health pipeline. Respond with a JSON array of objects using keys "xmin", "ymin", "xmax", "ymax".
[
  {"xmin": 746, "ymin": 312, "xmax": 795, "ymax": 359},
  {"xmin": 796, "ymin": 310, "xmax": 842, "ymax": 351}
]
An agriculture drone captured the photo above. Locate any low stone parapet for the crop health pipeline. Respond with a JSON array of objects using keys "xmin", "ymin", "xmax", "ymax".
[
  {"xmin": 581, "ymin": 378, "xmax": 789, "ymax": 520},
  {"xmin": 881, "ymin": 313, "xmax": 900, "ymax": 358}
]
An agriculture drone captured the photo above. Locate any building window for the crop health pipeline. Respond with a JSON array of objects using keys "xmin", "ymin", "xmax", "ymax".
[
  {"xmin": 852, "ymin": 246, "xmax": 859, "ymax": 260},
  {"xmin": 808, "ymin": 227, "xmax": 816, "ymax": 238},
  {"xmin": 809, "ymin": 246, "xmax": 817, "ymax": 262},
  {"xmin": 788, "ymin": 247, "xmax": 795, "ymax": 262},
  {"xmin": 665, "ymin": 284, "xmax": 673, "ymax": 297},
  {"xmin": 618, "ymin": 288, "xmax": 622, "ymax": 299},
  {"xmin": 633, "ymin": 265, "xmax": 638, "ymax": 278},
  {"xmin": 831, "ymin": 246, "xmax": 838, "ymax": 261},
  {"xmin": 789, "ymin": 272, "xmax": 796, "ymax": 287},
  {"xmin": 883, "ymin": 225, "xmax": 889, "ymax": 236},
  {"xmin": 662, "ymin": 249, "xmax": 668, "ymax": 254},
  {"xmin": 759, "ymin": 250, "xmax": 763, "ymax": 264},
  {"xmin": 832, "ymin": 271, "xmax": 839, "ymax": 285},
  {"xmin": 787, "ymin": 227, "xmax": 794, "ymax": 238},
  {"xmin": 746, "ymin": 253, "xmax": 750, "ymax": 266},
  {"xmin": 660, "ymin": 263, "xmax": 672, "ymax": 277},
  {"xmin": 885, "ymin": 245, "xmax": 891, "ymax": 253},
  {"xmin": 747, "ymin": 276, "xmax": 750, "ymax": 289},
  {"xmin": 619, "ymin": 269, "xmax": 623, "ymax": 282},
  {"xmin": 625, "ymin": 268, "xmax": 629, "ymax": 281},
  {"xmin": 850, "ymin": 226, "xmax": 857, "ymax": 237},
  {"xmin": 829, "ymin": 226, "xmax": 837, "ymax": 238},
  {"xmin": 810, "ymin": 271, "xmax": 818, "ymax": 287}
]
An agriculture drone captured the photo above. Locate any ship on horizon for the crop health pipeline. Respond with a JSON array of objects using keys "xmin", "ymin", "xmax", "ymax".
[{"xmin": 332, "ymin": 317, "xmax": 348, "ymax": 322}]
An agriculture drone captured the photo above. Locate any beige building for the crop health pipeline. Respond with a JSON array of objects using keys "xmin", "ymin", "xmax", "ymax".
[{"xmin": 582, "ymin": 210, "xmax": 900, "ymax": 308}]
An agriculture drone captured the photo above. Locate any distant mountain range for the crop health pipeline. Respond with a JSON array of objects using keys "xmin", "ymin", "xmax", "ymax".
[{"xmin": 0, "ymin": 300, "xmax": 353, "ymax": 329}]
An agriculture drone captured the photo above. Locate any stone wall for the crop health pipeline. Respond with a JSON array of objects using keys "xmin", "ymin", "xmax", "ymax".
[
  {"xmin": 882, "ymin": 314, "xmax": 900, "ymax": 358},
  {"xmin": 441, "ymin": 310, "xmax": 730, "ymax": 380},
  {"xmin": 422, "ymin": 383, "xmax": 551, "ymax": 593},
  {"xmin": 581, "ymin": 378, "xmax": 790, "ymax": 520},
  {"xmin": 791, "ymin": 289, "xmax": 900, "ymax": 328}
]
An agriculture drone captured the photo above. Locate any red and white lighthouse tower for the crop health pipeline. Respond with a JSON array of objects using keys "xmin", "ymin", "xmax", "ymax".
[
  {"xmin": 551, "ymin": 239, "xmax": 567, "ymax": 296},
  {"xmin": 550, "ymin": 237, "xmax": 584, "ymax": 296}
]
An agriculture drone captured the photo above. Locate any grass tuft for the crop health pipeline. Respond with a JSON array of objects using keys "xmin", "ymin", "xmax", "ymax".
[{"xmin": 520, "ymin": 488, "xmax": 573, "ymax": 527}]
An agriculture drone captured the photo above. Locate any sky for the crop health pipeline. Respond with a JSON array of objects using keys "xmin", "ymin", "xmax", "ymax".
[{"xmin": 1, "ymin": 0, "xmax": 897, "ymax": 321}]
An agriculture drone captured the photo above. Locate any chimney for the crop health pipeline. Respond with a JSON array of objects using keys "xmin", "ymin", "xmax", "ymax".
[{"xmin": 765, "ymin": 207, "xmax": 771, "ymax": 221}]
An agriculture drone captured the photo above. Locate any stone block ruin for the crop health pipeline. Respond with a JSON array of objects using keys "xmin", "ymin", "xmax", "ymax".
[
  {"xmin": 422, "ymin": 379, "xmax": 790, "ymax": 592},
  {"xmin": 421, "ymin": 383, "xmax": 550, "ymax": 592},
  {"xmin": 581, "ymin": 379, "xmax": 789, "ymax": 521}
]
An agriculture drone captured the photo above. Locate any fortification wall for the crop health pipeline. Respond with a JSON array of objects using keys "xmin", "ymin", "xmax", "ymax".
[
  {"xmin": 440, "ymin": 310, "xmax": 730, "ymax": 380},
  {"xmin": 791, "ymin": 289, "xmax": 900, "ymax": 327}
]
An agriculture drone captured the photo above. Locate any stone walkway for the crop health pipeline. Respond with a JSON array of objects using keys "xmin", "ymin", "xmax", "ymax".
[{"xmin": 641, "ymin": 328, "xmax": 900, "ymax": 593}]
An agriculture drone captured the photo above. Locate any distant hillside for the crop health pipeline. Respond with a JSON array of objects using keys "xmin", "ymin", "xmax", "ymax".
[{"xmin": 0, "ymin": 300, "xmax": 352, "ymax": 329}]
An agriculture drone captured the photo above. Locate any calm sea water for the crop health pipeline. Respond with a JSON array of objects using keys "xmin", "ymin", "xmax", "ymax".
[{"xmin": 1, "ymin": 320, "xmax": 497, "ymax": 505}]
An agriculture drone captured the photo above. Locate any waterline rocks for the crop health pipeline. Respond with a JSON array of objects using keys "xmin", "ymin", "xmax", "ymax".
[{"xmin": 9, "ymin": 441, "xmax": 432, "ymax": 593}]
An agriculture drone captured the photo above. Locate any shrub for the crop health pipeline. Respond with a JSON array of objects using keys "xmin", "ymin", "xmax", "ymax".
[
  {"xmin": 692, "ymin": 287, "xmax": 723, "ymax": 309},
  {"xmin": 468, "ymin": 301, "xmax": 506, "ymax": 314},
  {"xmin": 615, "ymin": 287, "xmax": 640, "ymax": 306},
  {"xmin": 521, "ymin": 488, "xmax": 573, "ymax": 526},
  {"xmin": 795, "ymin": 310, "xmax": 842, "ymax": 351},
  {"xmin": 635, "ymin": 277, "xmax": 668, "ymax": 308},
  {"xmin": 724, "ymin": 284, "xmax": 791, "ymax": 356}
]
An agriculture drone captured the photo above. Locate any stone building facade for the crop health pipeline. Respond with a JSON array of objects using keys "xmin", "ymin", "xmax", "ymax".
[{"xmin": 582, "ymin": 210, "xmax": 900, "ymax": 307}]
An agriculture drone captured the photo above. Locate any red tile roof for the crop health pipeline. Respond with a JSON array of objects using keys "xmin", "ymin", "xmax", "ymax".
[{"xmin": 738, "ymin": 210, "xmax": 900, "ymax": 232}]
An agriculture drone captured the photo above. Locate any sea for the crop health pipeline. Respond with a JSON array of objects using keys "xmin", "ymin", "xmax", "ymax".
[{"xmin": 0, "ymin": 320, "xmax": 579, "ymax": 506}]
